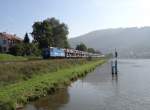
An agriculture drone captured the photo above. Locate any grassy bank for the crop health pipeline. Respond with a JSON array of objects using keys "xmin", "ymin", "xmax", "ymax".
[
  {"xmin": 0, "ymin": 59, "xmax": 93, "ymax": 86},
  {"xmin": 0, "ymin": 54, "xmax": 42, "ymax": 62},
  {"xmin": 0, "ymin": 54, "xmax": 27, "ymax": 62},
  {"xmin": 0, "ymin": 58, "xmax": 106, "ymax": 110}
]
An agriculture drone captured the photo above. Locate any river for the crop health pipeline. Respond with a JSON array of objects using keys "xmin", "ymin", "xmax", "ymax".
[{"xmin": 23, "ymin": 59, "xmax": 150, "ymax": 110}]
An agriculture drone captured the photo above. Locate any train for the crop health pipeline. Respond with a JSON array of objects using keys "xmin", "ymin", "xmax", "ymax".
[{"xmin": 42, "ymin": 47, "xmax": 104, "ymax": 59}]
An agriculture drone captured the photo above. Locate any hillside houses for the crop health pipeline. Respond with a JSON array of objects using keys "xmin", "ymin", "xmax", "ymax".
[{"xmin": 0, "ymin": 32, "xmax": 22, "ymax": 52}]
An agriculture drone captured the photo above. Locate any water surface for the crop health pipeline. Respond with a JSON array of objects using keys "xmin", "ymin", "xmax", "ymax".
[{"xmin": 24, "ymin": 59, "xmax": 150, "ymax": 110}]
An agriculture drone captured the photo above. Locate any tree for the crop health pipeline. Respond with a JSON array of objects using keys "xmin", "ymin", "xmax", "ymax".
[
  {"xmin": 28, "ymin": 43, "xmax": 41, "ymax": 56},
  {"xmin": 31, "ymin": 17, "xmax": 69, "ymax": 48},
  {"xmin": 9, "ymin": 43, "xmax": 41, "ymax": 56},
  {"xmin": 9, "ymin": 43, "xmax": 25, "ymax": 56},
  {"xmin": 87, "ymin": 48, "xmax": 95, "ymax": 53},
  {"xmin": 23, "ymin": 33, "xmax": 30, "ymax": 43},
  {"xmin": 76, "ymin": 43, "xmax": 87, "ymax": 51}
]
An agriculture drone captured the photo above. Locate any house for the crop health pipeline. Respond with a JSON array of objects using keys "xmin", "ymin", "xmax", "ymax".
[{"xmin": 0, "ymin": 32, "xmax": 22, "ymax": 52}]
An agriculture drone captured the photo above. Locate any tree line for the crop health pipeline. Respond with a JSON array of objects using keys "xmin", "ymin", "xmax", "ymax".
[
  {"xmin": 75, "ymin": 43, "xmax": 101, "ymax": 54},
  {"xmin": 9, "ymin": 17, "xmax": 99, "ymax": 56}
]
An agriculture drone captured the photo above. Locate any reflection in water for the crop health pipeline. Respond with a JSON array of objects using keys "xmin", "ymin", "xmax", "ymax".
[
  {"xmin": 112, "ymin": 73, "xmax": 118, "ymax": 83},
  {"xmin": 24, "ymin": 59, "xmax": 150, "ymax": 110},
  {"xmin": 24, "ymin": 88, "xmax": 69, "ymax": 110}
]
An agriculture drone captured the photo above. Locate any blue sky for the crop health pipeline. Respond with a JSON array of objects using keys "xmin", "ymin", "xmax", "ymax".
[{"xmin": 0, "ymin": 0, "xmax": 150, "ymax": 38}]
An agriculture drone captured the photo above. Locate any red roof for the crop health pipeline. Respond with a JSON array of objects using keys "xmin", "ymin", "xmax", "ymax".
[{"xmin": 0, "ymin": 32, "xmax": 23, "ymax": 41}]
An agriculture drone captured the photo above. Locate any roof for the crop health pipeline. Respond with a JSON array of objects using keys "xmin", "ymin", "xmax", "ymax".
[{"xmin": 0, "ymin": 32, "xmax": 23, "ymax": 41}]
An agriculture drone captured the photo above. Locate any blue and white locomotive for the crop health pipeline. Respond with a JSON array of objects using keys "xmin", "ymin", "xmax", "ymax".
[
  {"xmin": 43, "ymin": 47, "xmax": 104, "ymax": 59},
  {"xmin": 43, "ymin": 47, "xmax": 65, "ymax": 58}
]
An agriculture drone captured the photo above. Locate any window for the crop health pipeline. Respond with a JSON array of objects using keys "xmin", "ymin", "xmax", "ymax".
[{"xmin": 3, "ymin": 40, "xmax": 7, "ymax": 45}]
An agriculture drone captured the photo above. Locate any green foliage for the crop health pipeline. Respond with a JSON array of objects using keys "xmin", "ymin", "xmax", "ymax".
[
  {"xmin": 32, "ymin": 17, "xmax": 69, "ymax": 48},
  {"xmin": 87, "ymin": 48, "xmax": 95, "ymax": 53},
  {"xmin": 9, "ymin": 43, "xmax": 41, "ymax": 56},
  {"xmin": 29, "ymin": 43, "xmax": 41, "ymax": 56},
  {"xmin": 9, "ymin": 17, "xmax": 70, "ymax": 57},
  {"xmin": 0, "ymin": 59, "xmax": 89, "ymax": 86},
  {"xmin": 76, "ymin": 43, "xmax": 87, "ymax": 51},
  {"xmin": 23, "ymin": 33, "xmax": 30, "ymax": 43},
  {"xmin": 0, "ymin": 54, "xmax": 27, "ymax": 61},
  {"xmin": 9, "ymin": 43, "xmax": 25, "ymax": 56},
  {"xmin": 32, "ymin": 21, "xmax": 52, "ymax": 48},
  {"xmin": 0, "ymin": 101, "xmax": 15, "ymax": 110},
  {"xmin": 0, "ymin": 59, "xmax": 106, "ymax": 109}
]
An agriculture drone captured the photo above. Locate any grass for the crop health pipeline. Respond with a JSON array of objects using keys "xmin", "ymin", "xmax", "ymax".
[
  {"xmin": 0, "ymin": 59, "xmax": 90, "ymax": 86},
  {"xmin": 0, "ymin": 54, "xmax": 27, "ymax": 62},
  {"xmin": 0, "ymin": 58, "xmax": 106, "ymax": 110},
  {"xmin": 0, "ymin": 53, "xmax": 42, "ymax": 62}
]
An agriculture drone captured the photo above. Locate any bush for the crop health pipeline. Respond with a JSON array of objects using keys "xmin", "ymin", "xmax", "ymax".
[{"xmin": 9, "ymin": 43, "xmax": 41, "ymax": 56}]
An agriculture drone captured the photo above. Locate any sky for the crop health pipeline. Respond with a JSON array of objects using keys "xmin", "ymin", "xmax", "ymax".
[{"xmin": 0, "ymin": 0, "xmax": 150, "ymax": 38}]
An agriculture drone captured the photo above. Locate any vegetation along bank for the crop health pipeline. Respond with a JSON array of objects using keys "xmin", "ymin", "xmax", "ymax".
[{"xmin": 0, "ymin": 58, "xmax": 106, "ymax": 110}]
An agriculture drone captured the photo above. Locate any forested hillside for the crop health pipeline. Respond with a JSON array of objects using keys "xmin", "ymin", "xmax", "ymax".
[{"xmin": 69, "ymin": 27, "xmax": 150, "ymax": 58}]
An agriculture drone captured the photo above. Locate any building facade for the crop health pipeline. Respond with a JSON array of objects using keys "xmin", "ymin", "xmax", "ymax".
[{"xmin": 0, "ymin": 32, "xmax": 22, "ymax": 52}]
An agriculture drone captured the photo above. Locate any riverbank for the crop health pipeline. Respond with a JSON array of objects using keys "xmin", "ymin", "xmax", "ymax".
[
  {"xmin": 22, "ymin": 59, "xmax": 150, "ymax": 110},
  {"xmin": 0, "ymin": 59, "xmax": 92, "ymax": 87},
  {"xmin": 0, "ymin": 58, "xmax": 106, "ymax": 110}
]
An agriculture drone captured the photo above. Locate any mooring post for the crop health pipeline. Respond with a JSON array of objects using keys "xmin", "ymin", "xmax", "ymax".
[
  {"xmin": 115, "ymin": 59, "xmax": 117, "ymax": 74},
  {"xmin": 111, "ymin": 49, "xmax": 118, "ymax": 75},
  {"xmin": 114, "ymin": 48, "xmax": 118, "ymax": 74},
  {"xmin": 111, "ymin": 60, "xmax": 114, "ymax": 75}
]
